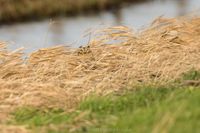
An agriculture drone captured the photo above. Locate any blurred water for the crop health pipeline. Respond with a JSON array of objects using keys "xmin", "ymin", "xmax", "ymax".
[{"xmin": 0, "ymin": 0, "xmax": 200, "ymax": 53}]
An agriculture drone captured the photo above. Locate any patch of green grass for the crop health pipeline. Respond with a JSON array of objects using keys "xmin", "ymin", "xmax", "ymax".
[
  {"xmin": 79, "ymin": 85, "xmax": 175, "ymax": 113},
  {"xmin": 10, "ymin": 85, "xmax": 200, "ymax": 133},
  {"xmin": 11, "ymin": 107, "xmax": 76, "ymax": 127},
  {"xmin": 77, "ymin": 86, "xmax": 200, "ymax": 133},
  {"xmin": 182, "ymin": 69, "xmax": 200, "ymax": 80},
  {"xmin": 10, "ymin": 107, "xmax": 94, "ymax": 133}
]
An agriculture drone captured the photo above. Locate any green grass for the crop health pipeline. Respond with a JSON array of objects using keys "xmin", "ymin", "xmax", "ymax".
[
  {"xmin": 12, "ymin": 108, "xmax": 70, "ymax": 126},
  {"xmin": 9, "ymin": 70, "xmax": 200, "ymax": 133},
  {"xmin": 77, "ymin": 86, "xmax": 200, "ymax": 133},
  {"xmin": 182, "ymin": 69, "xmax": 200, "ymax": 80},
  {"xmin": 10, "ymin": 86, "xmax": 200, "ymax": 133}
]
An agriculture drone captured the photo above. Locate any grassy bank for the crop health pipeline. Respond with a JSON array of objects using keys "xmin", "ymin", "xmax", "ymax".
[
  {"xmin": 0, "ymin": 0, "xmax": 146, "ymax": 24},
  {"xmin": 0, "ymin": 16, "xmax": 200, "ymax": 132},
  {"xmin": 7, "ymin": 69, "xmax": 200, "ymax": 133}
]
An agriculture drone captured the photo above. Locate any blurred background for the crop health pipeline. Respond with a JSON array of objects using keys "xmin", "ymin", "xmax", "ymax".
[{"xmin": 0, "ymin": 0, "xmax": 200, "ymax": 53}]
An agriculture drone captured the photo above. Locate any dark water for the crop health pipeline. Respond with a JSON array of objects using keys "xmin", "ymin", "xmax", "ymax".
[{"xmin": 0, "ymin": 0, "xmax": 200, "ymax": 53}]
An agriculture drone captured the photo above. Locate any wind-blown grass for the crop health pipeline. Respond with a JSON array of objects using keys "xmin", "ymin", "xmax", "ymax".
[{"xmin": 0, "ymin": 16, "xmax": 200, "ymax": 132}]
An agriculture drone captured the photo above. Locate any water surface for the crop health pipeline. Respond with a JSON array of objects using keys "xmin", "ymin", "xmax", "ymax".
[{"xmin": 0, "ymin": 0, "xmax": 200, "ymax": 53}]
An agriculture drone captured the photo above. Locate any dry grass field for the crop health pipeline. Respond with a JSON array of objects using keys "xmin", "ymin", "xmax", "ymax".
[{"xmin": 0, "ymin": 16, "xmax": 200, "ymax": 132}]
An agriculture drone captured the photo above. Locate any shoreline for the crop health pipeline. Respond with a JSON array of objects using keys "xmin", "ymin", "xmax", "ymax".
[{"xmin": 0, "ymin": 0, "xmax": 150, "ymax": 25}]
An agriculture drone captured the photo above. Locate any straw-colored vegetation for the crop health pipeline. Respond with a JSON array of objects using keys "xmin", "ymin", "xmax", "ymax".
[
  {"xmin": 0, "ymin": 0, "xmax": 142, "ymax": 23},
  {"xmin": 0, "ymin": 16, "xmax": 200, "ymax": 132}
]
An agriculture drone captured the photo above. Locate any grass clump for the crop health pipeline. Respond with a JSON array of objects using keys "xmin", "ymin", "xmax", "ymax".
[
  {"xmin": 12, "ymin": 108, "xmax": 71, "ymax": 127},
  {"xmin": 182, "ymin": 69, "xmax": 200, "ymax": 80}
]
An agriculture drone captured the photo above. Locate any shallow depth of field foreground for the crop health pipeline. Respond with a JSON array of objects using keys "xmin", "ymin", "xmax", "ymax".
[{"xmin": 0, "ymin": 17, "xmax": 200, "ymax": 133}]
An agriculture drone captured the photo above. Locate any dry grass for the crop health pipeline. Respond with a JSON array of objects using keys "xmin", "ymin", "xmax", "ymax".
[
  {"xmin": 0, "ymin": 125, "xmax": 29, "ymax": 133},
  {"xmin": 0, "ymin": 17, "xmax": 200, "ymax": 130}
]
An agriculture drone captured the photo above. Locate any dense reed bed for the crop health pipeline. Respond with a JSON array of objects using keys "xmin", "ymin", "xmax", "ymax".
[
  {"xmin": 0, "ymin": 0, "xmax": 147, "ymax": 23},
  {"xmin": 0, "ymin": 16, "xmax": 200, "ymax": 132}
]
